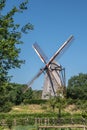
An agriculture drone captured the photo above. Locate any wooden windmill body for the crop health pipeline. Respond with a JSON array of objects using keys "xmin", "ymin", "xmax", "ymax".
[{"xmin": 42, "ymin": 61, "xmax": 65, "ymax": 99}]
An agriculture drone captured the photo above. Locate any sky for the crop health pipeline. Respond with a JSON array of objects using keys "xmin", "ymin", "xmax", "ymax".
[{"xmin": 4, "ymin": 0, "xmax": 87, "ymax": 90}]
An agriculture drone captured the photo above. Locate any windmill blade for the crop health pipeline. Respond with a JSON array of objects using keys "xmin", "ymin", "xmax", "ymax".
[
  {"xmin": 47, "ymin": 35, "xmax": 74, "ymax": 66},
  {"xmin": 24, "ymin": 69, "xmax": 44, "ymax": 93},
  {"xmin": 33, "ymin": 42, "xmax": 48, "ymax": 64},
  {"xmin": 27, "ymin": 69, "xmax": 44, "ymax": 87}
]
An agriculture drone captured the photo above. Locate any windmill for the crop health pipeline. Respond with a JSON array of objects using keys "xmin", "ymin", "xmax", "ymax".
[{"xmin": 26, "ymin": 35, "xmax": 74, "ymax": 99}]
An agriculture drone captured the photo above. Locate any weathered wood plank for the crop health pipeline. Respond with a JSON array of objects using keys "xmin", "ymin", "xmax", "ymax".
[{"xmin": 38, "ymin": 125, "xmax": 87, "ymax": 129}]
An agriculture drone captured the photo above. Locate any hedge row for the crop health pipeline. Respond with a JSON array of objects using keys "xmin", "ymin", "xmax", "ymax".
[
  {"xmin": 0, "ymin": 112, "xmax": 87, "ymax": 120},
  {"xmin": 23, "ymin": 99, "xmax": 47, "ymax": 104},
  {"xmin": 0, "ymin": 113, "xmax": 57, "ymax": 120}
]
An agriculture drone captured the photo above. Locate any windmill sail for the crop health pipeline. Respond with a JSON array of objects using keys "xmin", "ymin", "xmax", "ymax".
[
  {"xmin": 28, "ymin": 69, "xmax": 44, "ymax": 86},
  {"xmin": 47, "ymin": 35, "xmax": 73, "ymax": 66},
  {"xmin": 33, "ymin": 43, "xmax": 48, "ymax": 64}
]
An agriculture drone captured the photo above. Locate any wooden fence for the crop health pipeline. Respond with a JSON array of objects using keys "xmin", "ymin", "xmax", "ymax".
[
  {"xmin": 35, "ymin": 118, "xmax": 87, "ymax": 130},
  {"xmin": 35, "ymin": 117, "xmax": 87, "ymax": 125},
  {"xmin": 38, "ymin": 125, "xmax": 87, "ymax": 130},
  {"xmin": 0, "ymin": 117, "xmax": 87, "ymax": 129}
]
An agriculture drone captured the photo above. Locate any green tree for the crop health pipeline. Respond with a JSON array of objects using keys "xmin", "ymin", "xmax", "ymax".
[
  {"xmin": 0, "ymin": 82, "xmax": 12, "ymax": 112},
  {"xmin": 0, "ymin": 0, "xmax": 33, "ymax": 112},
  {"xmin": 23, "ymin": 88, "xmax": 33, "ymax": 100},
  {"xmin": 67, "ymin": 73, "xmax": 87, "ymax": 99},
  {"xmin": 48, "ymin": 96, "xmax": 66, "ymax": 118},
  {"xmin": 56, "ymin": 96, "xmax": 66, "ymax": 118},
  {"xmin": 48, "ymin": 97, "xmax": 56, "ymax": 112},
  {"xmin": 0, "ymin": 0, "xmax": 33, "ymax": 83},
  {"xmin": 6, "ymin": 83, "xmax": 32, "ymax": 105},
  {"xmin": 32, "ymin": 90, "xmax": 42, "ymax": 99}
]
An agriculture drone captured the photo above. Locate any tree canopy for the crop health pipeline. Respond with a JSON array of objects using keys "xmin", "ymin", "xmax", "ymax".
[
  {"xmin": 0, "ymin": 0, "xmax": 33, "ymax": 84},
  {"xmin": 0, "ymin": 0, "xmax": 33, "ymax": 112},
  {"xmin": 67, "ymin": 73, "xmax": 87, "ymax": 99}
]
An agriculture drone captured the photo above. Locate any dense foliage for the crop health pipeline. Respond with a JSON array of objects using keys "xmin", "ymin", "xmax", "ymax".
[
  {"xmin": 0, "ymin": 0, "xmax": 33, "ymax": 83},
  {"xmin": 0, "ymin": 82, "xmax": 43, "ymax": 105},
  {"xmin": 67, "ymin": 73, "xmax": 87, "ymax": 99},
  {"xmin": 0, "ymin": 0, "xmax": 33, "ymax": 112}
]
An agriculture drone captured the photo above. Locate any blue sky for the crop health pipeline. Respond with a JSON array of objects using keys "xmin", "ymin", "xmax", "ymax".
[{"xmin": 4, "ymin": 0, "xmax": 87, "ymax": 89}]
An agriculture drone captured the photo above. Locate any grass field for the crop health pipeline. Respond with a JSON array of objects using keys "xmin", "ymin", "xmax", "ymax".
[
  {"xmin": 2, "ymin": 104, "xmax": 83, "ymax": 130},
  {"xmin": 16, "ymin": 126, "xmax": 72, "ymax": 130},
  {"xmin": 13, "ymin": 125, "xmax": 36, "ymax": 130},
  {"xmin": 9, "ymin": 104, "xmax": 81, "ymax": 115},
  {"xmin": 10, "ymin": 104, "xmax": 45, "ymax": 114},
  {"xmin": 3, "ymin": 125, "xmax": 85, "ymax": 130},
  {"xmin": 2, "ymin": 125, "xmax": 36, "ymax": 130}
]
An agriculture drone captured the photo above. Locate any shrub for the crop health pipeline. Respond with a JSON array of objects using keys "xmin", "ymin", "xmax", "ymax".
[
  {"xmin": 23, "ymin": 99, "xmax": 47, "ymax": 105},
  {"xmin": 0, "ymin": 126, "xmax": 3, "ymax": 130},
  {"xmin": 0, "ymin": 102, "xmax": 12, "ymax": 113}
]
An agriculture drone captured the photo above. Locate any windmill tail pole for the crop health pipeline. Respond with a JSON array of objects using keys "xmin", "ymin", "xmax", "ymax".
[{"xmin": 47, "ymin": 35, "xmax": 74, "ymax": 66}]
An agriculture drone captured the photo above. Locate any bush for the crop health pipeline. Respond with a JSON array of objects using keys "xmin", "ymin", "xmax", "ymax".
[
  {"xmin": 0, "ymin": 102, "xmax": 12, "ymax": 113},
  {"xmin": 82, "ymin": 112, "xmax": 87, "ymax": 118},
  {"xmin": 0, "ymin": 126, "xmax": 3, "ymax": 130},
  {"xmin": 23, "ymin": 99, "xmax": 47, "ymax": 105},
  {"xmin": 67, "ymin": 98, "xmax": 78, "ymax": 105},
  {"xmin": 41, "ymin": 105, "xmax": 47, "ymax": 110},
  {"xmin": 6, "ymin": 118, "xmax": 13, "ymax": 129}
]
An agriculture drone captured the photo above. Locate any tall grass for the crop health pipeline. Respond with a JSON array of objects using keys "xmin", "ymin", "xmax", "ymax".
[{"xmin": 13, "ymin": 125, "xmax": 36, "ymax": 130}]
